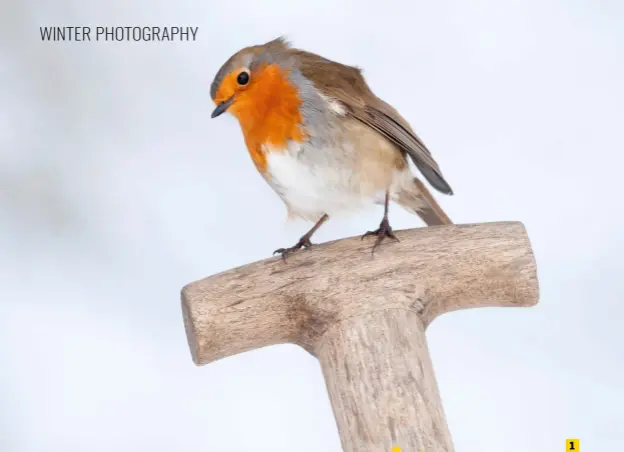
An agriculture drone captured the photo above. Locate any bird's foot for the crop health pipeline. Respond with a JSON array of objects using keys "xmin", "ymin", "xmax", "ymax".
[
  {"xmin": 361, "ymin": 217, "xmax": 400, "ymax": 254},
  {"xmin": 273, "ymin": 236, "xmax": 314, "ymax": 261}
]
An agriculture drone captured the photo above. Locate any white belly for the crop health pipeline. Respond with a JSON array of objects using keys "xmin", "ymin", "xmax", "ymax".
[{"xmin": 264, "ymin": 142, "xmax": 382, "ymax": 221}]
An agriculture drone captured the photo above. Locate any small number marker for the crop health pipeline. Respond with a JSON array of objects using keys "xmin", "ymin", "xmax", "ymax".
[{"xmin": 566, "ymin": 438, "xmax": 580, "ymax": 451}]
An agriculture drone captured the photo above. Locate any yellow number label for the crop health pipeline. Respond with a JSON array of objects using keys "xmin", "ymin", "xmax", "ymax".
[{"xmin": 566, "ymin": 438, "xmax": 580, "ymax": 451}]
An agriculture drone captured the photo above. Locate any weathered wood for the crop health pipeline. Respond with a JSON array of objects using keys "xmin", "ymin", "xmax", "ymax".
[
  {"xmin": 319, "ymin": 310, "xmax": 452, "ymax": 451},
  {"xmin": 181, "ymin": 221, "xmax": 539, "ymax": 451}
]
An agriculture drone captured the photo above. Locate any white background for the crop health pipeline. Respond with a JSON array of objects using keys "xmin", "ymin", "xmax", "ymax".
[{"xmin": 2, "ymin": 0, "xmax": 623, "ymax": 451}]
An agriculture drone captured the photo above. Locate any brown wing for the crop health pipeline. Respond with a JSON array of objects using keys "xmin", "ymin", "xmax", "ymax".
[{"xmin": 292, "ymin": 49, "xmax": 453, "ymax": 195}]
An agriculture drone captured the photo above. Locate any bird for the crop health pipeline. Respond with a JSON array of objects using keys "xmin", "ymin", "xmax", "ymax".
[{"xmin": 209, "ymin": 37, "xmax": 453, "ymax": 258}]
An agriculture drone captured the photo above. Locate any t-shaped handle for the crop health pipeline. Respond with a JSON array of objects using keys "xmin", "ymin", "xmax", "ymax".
[{"xmin": 181, "ymin": 221, "xmax": 539, "ymax": 452}]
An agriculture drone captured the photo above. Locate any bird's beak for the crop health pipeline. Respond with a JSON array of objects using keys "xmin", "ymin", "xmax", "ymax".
[{"xmin": 211, "ymin": 96, "xmax": 234, "ymax": 119}]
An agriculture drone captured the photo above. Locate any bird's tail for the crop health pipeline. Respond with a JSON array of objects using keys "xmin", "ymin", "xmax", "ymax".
[{"xmin": 395, "ymin": 177, "xmax": 453, "ymax": 226}]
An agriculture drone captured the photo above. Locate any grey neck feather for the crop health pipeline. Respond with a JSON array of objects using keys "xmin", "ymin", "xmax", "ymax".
[{"xmin": 259, "ymin": 51, "xmax": 334, "ymax": 145}]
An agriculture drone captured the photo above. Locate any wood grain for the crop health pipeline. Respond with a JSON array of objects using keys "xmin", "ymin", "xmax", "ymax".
[
  {"xmin": 319, "ymin": 309, "xmax": 453, "ymax": 451},
  {"xmin": 181, "ymin": 221, "xmax": 539, "ymax": 451}
]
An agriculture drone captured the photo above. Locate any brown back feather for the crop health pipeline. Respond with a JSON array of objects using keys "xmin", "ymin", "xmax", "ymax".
[{"xmin": 290, "ymin": 49, "xmax": 454, "ymax": 195}]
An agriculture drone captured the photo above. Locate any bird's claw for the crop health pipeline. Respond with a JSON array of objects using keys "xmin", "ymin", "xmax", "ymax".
[
  {"xmin": 360, "ymin": 217, "xmax": 399, "ymax": 254},
  {"xmin": 273, "ymin": 236, "xmax": 314, "ymax": 261}
]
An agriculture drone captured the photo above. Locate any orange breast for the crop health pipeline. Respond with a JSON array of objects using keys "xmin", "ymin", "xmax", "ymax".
[{"xmin": 229, "ymin": 64, "xmax": 307, "ymax": 172}]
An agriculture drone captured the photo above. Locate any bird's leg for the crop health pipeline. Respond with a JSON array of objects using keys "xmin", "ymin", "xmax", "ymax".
[
  {"xmin": 273, "ymin": 214, "xmax": 329, "ymax": 260},
  {"xmin": 361, "ymin": 191, "xmax": 399, "ymax": 254}
]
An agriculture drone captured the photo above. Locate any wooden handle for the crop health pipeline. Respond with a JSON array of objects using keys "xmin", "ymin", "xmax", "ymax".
[
  {"xmin": 319, "ymin": 309, "xmax": 454, "ymax": 452},
  {"xmin": 181, "ymin": 221, "xmax": 539, "ymax": 365}
]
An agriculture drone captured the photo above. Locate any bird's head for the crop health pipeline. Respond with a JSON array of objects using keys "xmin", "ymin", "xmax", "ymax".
[{"xmin": 209, "ymin": 37, "xmax": 299, "ymax": 121}]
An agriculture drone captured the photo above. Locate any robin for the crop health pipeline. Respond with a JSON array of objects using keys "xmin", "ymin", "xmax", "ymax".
[{"xmin": 210, "ymin": 37, "xmax": 453, "ymax": 258}]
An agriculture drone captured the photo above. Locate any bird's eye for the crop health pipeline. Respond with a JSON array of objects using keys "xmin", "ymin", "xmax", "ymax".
[{"xmin": 237, "ymin": 71, "xmax": 250, "ymax": 86}]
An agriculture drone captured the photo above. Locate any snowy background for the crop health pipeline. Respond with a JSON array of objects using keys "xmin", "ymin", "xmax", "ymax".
[{"xmin": 2, "ymin": 0, "xmax": 623, "ymax": 451}]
